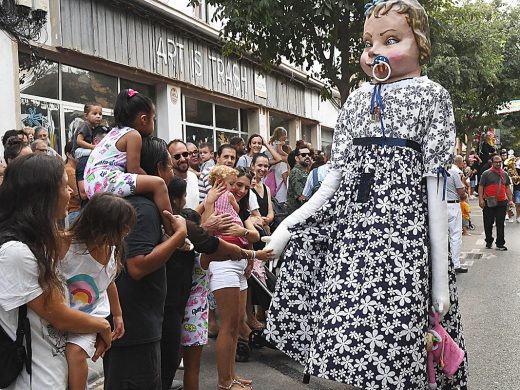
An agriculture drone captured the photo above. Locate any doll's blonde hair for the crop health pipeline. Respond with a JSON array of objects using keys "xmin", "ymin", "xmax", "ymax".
[
  {"xmin": 208, "ymin": 165, "xmax": 238, "ymax": 186},
  {"xmin": 366, "ymin": 0, "xmax": 431, "ymax": 65}
]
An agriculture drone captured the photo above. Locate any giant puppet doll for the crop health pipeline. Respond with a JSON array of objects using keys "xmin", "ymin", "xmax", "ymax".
[{"xmin": 263, "ymin": 1, "xmax": 468, "ymax": 389}]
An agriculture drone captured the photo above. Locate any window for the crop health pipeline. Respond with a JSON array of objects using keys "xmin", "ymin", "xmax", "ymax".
[
  {"xmin": 19, "ymin": 53, "xmax": 58, "ymax": 100},
  {"xmin": 269, "ymin": 113, "xmax": 290, "ymax": 137},
  {"xmin": 62, "ymin": 65, "xmax": 118, "ymax": 109},
  {"xmin": 302, "ymin": 124, "xmax": 313, "ymax": 143},
  {"xmin": 182, "ymin": 96, "xmax": 246, "ymax": 150},
  {"xmin": 19, "ymin": 53, "xmax": 154, "ymax": 155},
  {"xmin": 321, "ymin": 126, "xmax": 334, "ymax": 150},
  {"xmin": 21, "ymin": 98, "xmax": 61, "ymax": 152}
]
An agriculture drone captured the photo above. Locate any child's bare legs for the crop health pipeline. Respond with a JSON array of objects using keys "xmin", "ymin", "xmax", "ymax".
[
  {"xmin": 462, "ymin": 226, "xmax": 469, "ymax": 235},
  {"xmin": 136, "ymin": 174, "xmax": 174, "ymax": 235},
  {"xmin": 66, "ymin": 343, "xmax": 88, "ymax": 390},
  {"xmin": 182, "ymin": 345, "xmax": 203, "ymax": 390}
]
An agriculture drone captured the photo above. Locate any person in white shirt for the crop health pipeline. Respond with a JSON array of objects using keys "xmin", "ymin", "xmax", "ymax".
[
  {"xmin": 0, "ymin": 154, "xmax": 112, "ymax": 389},
  {"xmin": 168, "ymin": 139, "xmax": 200, "ymax": 209}
]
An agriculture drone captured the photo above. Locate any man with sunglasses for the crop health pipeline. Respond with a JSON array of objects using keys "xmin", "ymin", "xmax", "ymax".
[
  {"xmin": 186, "ymin": 142, "xmax": 200, "ymax": 173},
  {"xmin": 287, "ymin": 147, "xmax": 313, "ymax": 214},
  {"xmin": 168, "ymin": 139, "xmax": 200, "ymax": 209}
]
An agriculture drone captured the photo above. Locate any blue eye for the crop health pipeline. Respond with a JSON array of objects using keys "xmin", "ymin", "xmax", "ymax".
[
  {"xmin": 386, "ymin": 37, "xmax": 399, "ymax": 45},
  {"xmin": 364, "ymin": 41, "xmax": 373, "ymax": 48}
]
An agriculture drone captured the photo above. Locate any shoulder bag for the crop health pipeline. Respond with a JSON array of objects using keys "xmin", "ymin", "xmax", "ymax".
[
  {"xmin": 0, "ymin": 304, "xmax": 32, "ymax": 387},
  {"xmin": 485, "ymin": 171, "xmax": 503, "ymax": 208}
]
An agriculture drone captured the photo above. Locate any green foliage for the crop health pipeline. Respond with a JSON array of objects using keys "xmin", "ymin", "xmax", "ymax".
[
  {"xmin": 426, "ymin": 0, "xmax": 520, "ymax": 149},
  {"xmin": 189, "ymin": 0, "xmax": 450, "ymax": 104}
]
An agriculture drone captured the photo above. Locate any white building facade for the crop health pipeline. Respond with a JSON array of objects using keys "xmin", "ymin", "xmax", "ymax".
[{"xmin": 1, "ymin": 0, "xmax": 340, "ymax": 155}]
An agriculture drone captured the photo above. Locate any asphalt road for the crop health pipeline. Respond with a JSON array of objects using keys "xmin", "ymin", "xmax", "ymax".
[{"xmin": 89, "ymin": 198, "xmax": 520, "ymax": 390}]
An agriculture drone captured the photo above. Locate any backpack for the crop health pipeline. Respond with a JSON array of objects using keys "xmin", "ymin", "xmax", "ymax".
[
  {"xmin": 270, "ymin": 198, "xmax": 288, "ymax": 232},
  {"xmin": 0, "ymin": 235, "xmax": 32, "ymax": 388}
]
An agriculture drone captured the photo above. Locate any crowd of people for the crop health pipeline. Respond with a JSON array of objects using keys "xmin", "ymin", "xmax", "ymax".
[
  {"xmin": 0, "ymin": 86, "xmax": 333, "ymax": 390},
  {"xmin": 447, "ymin": 145, "xmax": 519, "ymax": 274},
  {"xmin": 1, "ymin": 1, "xmax": 518, "ymax": 388},
  {"xmin": 1, "ymin": 99, "xmax": 518, "ymax": 390}
]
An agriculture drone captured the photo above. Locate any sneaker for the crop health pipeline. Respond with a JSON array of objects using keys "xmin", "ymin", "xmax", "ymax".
[
  {"xmin": 496, "ymin": 246, "xmax": 508, "ymax": 251},
  {"xmin": 516, "ymin": 218, "xmax": 520, "ymax": 223}
]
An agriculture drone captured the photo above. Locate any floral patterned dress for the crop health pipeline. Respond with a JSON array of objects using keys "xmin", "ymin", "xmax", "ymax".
[
  {"xmin": 265, "ymin": 77, "xmax": 468, "ymax": 390},
  {"xmin": 84, "ymin": 126, "xmax": 138, "ymax": 199}
]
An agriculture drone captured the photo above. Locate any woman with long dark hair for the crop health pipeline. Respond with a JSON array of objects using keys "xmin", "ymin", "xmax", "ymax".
[{"xmin": 0, "ymin": 154, "xmax": 112, "ymax": 389}]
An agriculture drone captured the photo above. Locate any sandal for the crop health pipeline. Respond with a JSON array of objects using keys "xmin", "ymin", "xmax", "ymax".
[
  {"xmin": 246, "ymin": 319, "xmax": 265, "ymax": 331},
  {"xmin": 235, "ymin": 376, "xmax": 253, "ymax": 386},
  {"xmin": 217, "ymin": 379, "xmax": 253, "ymax": 389}
]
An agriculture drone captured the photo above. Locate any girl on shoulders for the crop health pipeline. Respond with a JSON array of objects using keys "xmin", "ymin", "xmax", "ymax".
[{"xmin": 84, "ymin": 89, "xmax": 174, "ymax": 234}]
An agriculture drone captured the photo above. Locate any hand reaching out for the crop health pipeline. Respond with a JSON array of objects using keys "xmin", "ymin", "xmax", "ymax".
[
  {"xmin": 111, "ymin": 315, "xmax": 125, "ymax": 340},
  {"xmin": 162, "ymin": 211, "xmax": 187, "ymax": 235}
]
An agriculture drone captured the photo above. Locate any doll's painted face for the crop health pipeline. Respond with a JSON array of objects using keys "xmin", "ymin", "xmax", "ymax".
[{"xmin": 360, "ymin": 9, "xmax": 421, "ymax": 82}]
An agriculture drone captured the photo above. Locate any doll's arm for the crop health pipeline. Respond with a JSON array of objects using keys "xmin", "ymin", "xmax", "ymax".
[
  {"xmin": 262, "ymin": 168, "xmax": 342, "ymax": 258},
  {"xmin": 427, "ymin": 176, "xmax": 450, "ymax": 318}
]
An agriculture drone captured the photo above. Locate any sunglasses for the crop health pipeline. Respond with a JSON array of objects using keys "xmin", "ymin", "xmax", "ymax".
[
  {"xmin": 173, "ymin": 151, "xmax": 189, "ymax": 160},
  {"xmin": 189, "ymin": 151, "xmax": 199, "ymax": 156},
  {"xmin": 298, "ymin": 153, "xmax": 310, "ymax": 157}
]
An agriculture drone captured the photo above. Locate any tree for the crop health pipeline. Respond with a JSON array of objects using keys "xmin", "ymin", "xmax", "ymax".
[
  {"xmin": 426, "ymin": 0, "xmax": 520, "ymax": 151},
  {"xmin": 189, "ymin": 0, "xmax": 452, "ymax": 104}
]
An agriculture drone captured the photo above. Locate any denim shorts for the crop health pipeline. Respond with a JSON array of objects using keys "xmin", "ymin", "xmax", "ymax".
[{"xmin": 514, "ymin": 190, "xmax": 520, "ymax": 204}]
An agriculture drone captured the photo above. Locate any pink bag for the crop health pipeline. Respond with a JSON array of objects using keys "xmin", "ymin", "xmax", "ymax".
[
  {"xmin": 264, "ymin": 169, "xmax": 280, "ymax": 197},
  {"xmin": 426, "ymin": 311, "xmax": 465, "ymax": 389}
]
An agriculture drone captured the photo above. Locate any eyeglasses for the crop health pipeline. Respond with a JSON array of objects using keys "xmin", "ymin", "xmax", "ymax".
[
  {"xmin": 298, "ymin": 153, "xmax": 310, "ymax": 157},
  {"xmin": 172, "ymin": 151, "xmax": 189, "ymax": 160}
]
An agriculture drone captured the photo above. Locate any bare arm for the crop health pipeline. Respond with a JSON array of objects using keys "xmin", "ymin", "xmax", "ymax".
[
  {"xmin": 107, "ymin": 282, "xmax": 122, "ymax": 317},
  {"xmin": 264, "ymin": 142, "xmax": 282, "ymax": 165},
  {"xmin": 126, "ymin": 227, "xmax": 187, "ymax": 280},
  {"xmin": 228, "ymin": 192, "xmax": 240, "ymax": 213},
  {"xmin": 122, "ymin": 131, "xmax": 147, "ymax": 175},
  {"xmin": 264, "ymin": 187, "xmax": 275, "ymax": 225},
  {"xmin": 77, "ymin": 132, "xmax": 95, "ymax": 150},
  {"xmin": 478, "ymin": 185, "xmax": 485, "ymax": 209},
  {"xmin": 107, "ymin": 281, "xmax": 125, "ymax": 340},
  {"xmin": 28, "ymin": 288, "xmax": 112, "ymax": 347}
]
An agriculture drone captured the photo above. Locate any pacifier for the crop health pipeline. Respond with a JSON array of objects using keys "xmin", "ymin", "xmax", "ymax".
[{"xmin": 371, "ymin": 55, "xmax": 392, "ymax": 82}]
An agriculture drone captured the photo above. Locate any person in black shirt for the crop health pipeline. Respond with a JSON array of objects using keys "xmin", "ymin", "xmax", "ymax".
[{"xmin": 103, "ymin": 137, "xmax": 187, "ymax": 390}]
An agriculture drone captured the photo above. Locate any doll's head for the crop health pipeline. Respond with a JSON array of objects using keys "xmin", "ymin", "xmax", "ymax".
[
  {"xmin": 361, "ymin": 0, "xmax": 431, "ymax": 82},
  {"xmin": 208, "ymin": 165, "xmax": 238, "ymax": 190}
]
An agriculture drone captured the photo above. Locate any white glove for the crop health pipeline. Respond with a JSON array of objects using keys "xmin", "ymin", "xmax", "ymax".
[
  {"xmin": 262, "ymin": 168, "xmax": 342, "ymax": 261},
  {"xmin": 427, "ymin": 176, "xmax": 450, "ymax": 318}
]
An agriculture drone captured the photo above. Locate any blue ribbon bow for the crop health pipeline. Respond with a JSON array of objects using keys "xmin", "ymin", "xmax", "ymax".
[
  {"xmin": 436, "ymin": 166, "xmax": 451, "ymax": 201},
  {"xmin": 370, "ymin": 83, "xmax": 386, "ymax": 137},
  {"xmin": 365, "ymin": 0, "xmax": 387, "ymax": 15}
]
